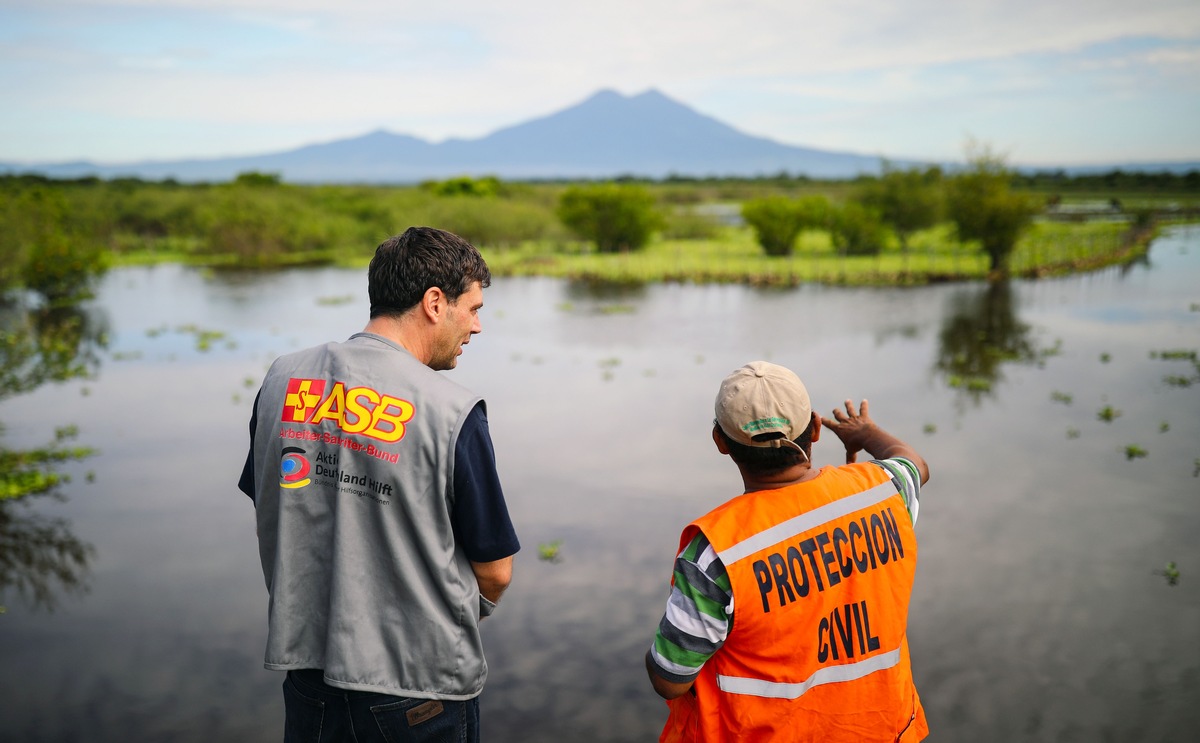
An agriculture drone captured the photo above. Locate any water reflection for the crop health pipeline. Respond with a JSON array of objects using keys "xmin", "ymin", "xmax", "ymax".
[
  {"xmin": 0, "ymin": 471, "xmax": 95, "ymax": 611},
  {"xmin": 563, "ymin": 277, "xmax": 650, "ymax": 302},
  {"xmin": 933, "ymin": 280, "xmax": 1050, "ymax": 406},
  {"xmin": 0, "ymin": 296, "xmax": 103, "ymax": 612}
]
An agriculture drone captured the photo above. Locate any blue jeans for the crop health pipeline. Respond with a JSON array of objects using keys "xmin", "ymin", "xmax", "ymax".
[{"xmin": 283, "ymin": 669, "xmax": 480, "ymax": 743}]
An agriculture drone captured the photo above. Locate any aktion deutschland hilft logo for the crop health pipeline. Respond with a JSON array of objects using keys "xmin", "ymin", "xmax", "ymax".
[{"xmin": 280, "ymin": 446, "xmax": 312, "ymax": 489}]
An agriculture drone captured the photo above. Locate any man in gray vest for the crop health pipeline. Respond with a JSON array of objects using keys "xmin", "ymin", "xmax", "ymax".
[{"xmin": 239, "ymin": 226, "xmax": 520, "ymax": 743}]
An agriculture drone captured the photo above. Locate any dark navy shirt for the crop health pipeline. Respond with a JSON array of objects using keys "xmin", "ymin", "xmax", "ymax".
[{"xmin": 239, "ymin": 395, "xmax": 519, "ymax": 563}]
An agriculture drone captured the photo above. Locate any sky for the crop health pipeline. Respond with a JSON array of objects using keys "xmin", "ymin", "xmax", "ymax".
[{"xmin": 1, "ymin": 0, "xmax": 1198, "ymax": 168}]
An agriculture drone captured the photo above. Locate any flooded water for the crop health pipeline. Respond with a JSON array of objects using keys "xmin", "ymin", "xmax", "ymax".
[{"xmin": 1, "ymin": 226, "xmax": 1198, "ymax": 742}]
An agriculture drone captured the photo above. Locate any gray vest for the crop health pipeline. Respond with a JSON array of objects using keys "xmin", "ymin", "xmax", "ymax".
[{"xmin": 251, "ymin": 332, "xmax": 487, "ymax": 699}]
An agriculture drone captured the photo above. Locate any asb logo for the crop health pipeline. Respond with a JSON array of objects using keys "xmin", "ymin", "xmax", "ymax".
[
  {"xmin": 280, "ymin": 446, "xmax": 312, "ymax": 489},
  {"xmin": 279, "ymin": 377, "xmax": 415, "ymax": 444},
  {"xmin": 283, "ymin": 379, "xmax": 326, "ymax": 423}
]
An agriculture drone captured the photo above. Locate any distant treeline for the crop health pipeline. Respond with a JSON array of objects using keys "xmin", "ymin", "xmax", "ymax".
[
  {"xmin": 1011, "ymin": 169, "xmax": 1200, "ymax": 193},
  {"xmin": 4, "ymin": 167, "xmax": 1199, "ymax": 193},
  {"xmin": 530, "ymin": 169, "xmax": 1200, "ymax": 194}
]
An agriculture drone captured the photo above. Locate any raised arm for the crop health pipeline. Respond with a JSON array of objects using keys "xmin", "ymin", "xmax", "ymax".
[{"xmin": 821, "ymin": 399, "xmax": 929, "ymax": 485}]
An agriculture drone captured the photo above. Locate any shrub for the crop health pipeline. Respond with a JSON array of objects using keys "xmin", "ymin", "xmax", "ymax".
[
  {"xmin": 233, "ymin": 171, "xmax": 282, "ymax": 187},
  {"xmin": 830, "ymin": 201, "xmax": 886, "ymax": 256},
  {"xmin": 198, "ymin": 186, "xmax": 339, "ymax": 265},
  {"xmin": 110, "ymin": 187, "xmax": 205, "ymax": 238},
  {"xmin": 741, "ymin": 195, "xmax": 829, "ymax": 256},
  {"xmin": 423, "ymin": 197, "xmax": 555, "ymax": 247},
  {"xmin": 421, "ymin": 175, "xmax": 504, "ymax": 198},
  {"xmin": 857, "ymin": 165, "xmax": 943, "ymax": 252},
  {"xmin": 3, "ymin": 186, "xmax": 109, "ymax": 302},
  {"xmin": 556, "ymin": 184, "xmax": 664, "ymax": 253}
]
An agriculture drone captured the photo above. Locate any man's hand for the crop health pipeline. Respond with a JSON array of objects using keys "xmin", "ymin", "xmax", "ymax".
[
  {"xmin": 823, "ymin": 399, "xmax": 877, "ymax": 464},
  {"xmin": 821, "ymin": 399, "xmax": 929, "ymax": 484}
]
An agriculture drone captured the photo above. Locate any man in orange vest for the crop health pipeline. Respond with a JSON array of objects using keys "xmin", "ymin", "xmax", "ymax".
[{"xmin": 645, "ymin": 361, "xmax": 930, "ymax": 742}]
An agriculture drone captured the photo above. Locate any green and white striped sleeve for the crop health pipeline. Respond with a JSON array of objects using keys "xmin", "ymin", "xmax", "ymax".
[
  {"xmin": 872, "ymin": 457, "xmax": 922, "ymax": 525},
  {"xmin": 648, "ymin": 530, "xmax": 733, "ymax": 683}
]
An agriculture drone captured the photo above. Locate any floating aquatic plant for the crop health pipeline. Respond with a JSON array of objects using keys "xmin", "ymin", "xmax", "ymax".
[
  {"xmin": 1123, "ymin": 444, "xmax": 1147, "ymax": 460},
  {"xmin": 1156, "ymin": 349, "xmax": 1197, "ymax": 361},
  {"xmin": 1050, "ymin": 390, "xmax": 1073, "ymax": 405},
  {"xmin": 538, "ymin": 540, "xmax": 563, "ymax": 563},
  {"xmin": 175, "ymin": 324, "xmax": 227, "ymax": 352},
  {"xmin": 1097, "ymin": 405, "xmax": 1121, "ymax": 423},
  {"xmin": 1155, "ymin": 561, "xmax": 1180, "ymax": 586}
]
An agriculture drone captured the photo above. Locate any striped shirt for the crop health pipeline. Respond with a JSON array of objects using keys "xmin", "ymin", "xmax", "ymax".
[{"xmin": 649, "ymin": 458, "xmax": 922, "ymax": 683}]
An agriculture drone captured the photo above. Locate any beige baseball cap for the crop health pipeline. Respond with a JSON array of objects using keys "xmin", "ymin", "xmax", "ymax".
[{"xmin": 714, "ymin": 361, "xmax": 812, "ymax": 455}]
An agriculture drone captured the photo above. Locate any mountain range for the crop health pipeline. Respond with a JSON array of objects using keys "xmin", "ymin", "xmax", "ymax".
[{"xmin": 2, "ymin": 89, "xmax": 1196, "ymax": 183}]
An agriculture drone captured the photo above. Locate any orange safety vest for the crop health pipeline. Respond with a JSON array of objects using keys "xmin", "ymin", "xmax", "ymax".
[{"xmin": 661, "ymin": 463, "xmax": 927, "ymax": 743}]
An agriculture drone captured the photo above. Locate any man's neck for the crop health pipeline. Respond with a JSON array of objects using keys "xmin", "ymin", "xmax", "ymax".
[
  {"xmin": 362, "ymin": 315, "xmax": 427, "ymax": 365},
  {"xmin": 739, "ymin": 462, "xmax": 821, "ymax": 493}
]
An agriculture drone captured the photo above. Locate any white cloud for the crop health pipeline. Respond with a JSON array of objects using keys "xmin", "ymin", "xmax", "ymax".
[{"xmin": 1, "ymin": 0, "xmax": 1197, "ymax": 162}]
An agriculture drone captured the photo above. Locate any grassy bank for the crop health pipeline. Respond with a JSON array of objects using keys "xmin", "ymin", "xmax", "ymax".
[{"xmin": 481, "ymin": 219, "xmax": 1157, "ymax": 286}]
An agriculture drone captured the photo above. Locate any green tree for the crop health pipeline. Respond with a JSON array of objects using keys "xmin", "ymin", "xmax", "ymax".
[
  {"xmin": 233, "ymin": 171, "xmax": 282, "ymax": 187},
  {"xmin": 858, "ymin": 165, "xmax": 942, "ymax": 255},
  {"xmin": 830, "ymin": 201, "xmax": 887, "ymax": 256},
  {"xmin": 421, "ymin": 175, "xmax": 503, "ymax": 198},
  {"xmin": 3, "ymin": 186, "xmax": 109, "ymax": 303},
  {"xmin": 741, "ymin": 195, "xmax": 829, "ymax": 256},
  {"xmin": 945, "ymin": 151, "xmax": 1038, "ymax": 274},
  {"xmin": 556, "ymin": 183, "xmax": 663, "ymax": 253}
]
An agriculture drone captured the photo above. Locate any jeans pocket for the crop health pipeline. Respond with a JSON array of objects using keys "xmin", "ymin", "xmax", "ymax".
[
  {"xmin": 282, "ymin": 674, "xmax": 327, "ymax": 743},
  {"xmin": 372, "ymin": 697, "xmax": 473, "ymax": 743}
]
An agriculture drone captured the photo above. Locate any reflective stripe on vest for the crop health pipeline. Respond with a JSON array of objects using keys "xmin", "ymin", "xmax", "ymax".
[
  {"xmin": 717, "ymin": 647, "xmax": 901, "ymax": 699},
  {"xmin": 715, "ymin": 478, "xmax": 898, "ymax": 566}
]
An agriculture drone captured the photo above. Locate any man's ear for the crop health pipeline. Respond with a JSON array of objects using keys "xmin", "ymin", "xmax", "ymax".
[
  {"xmin": 712, "ymin": 425, "xmax": 730, "ymax": 455},
  {"xmin": 421, "ymin": 286, "xmax": 446, "ymax": 323},
  {"xmin": 810, "ymin": 411, "xmax": 822, "ymax": 442}
]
